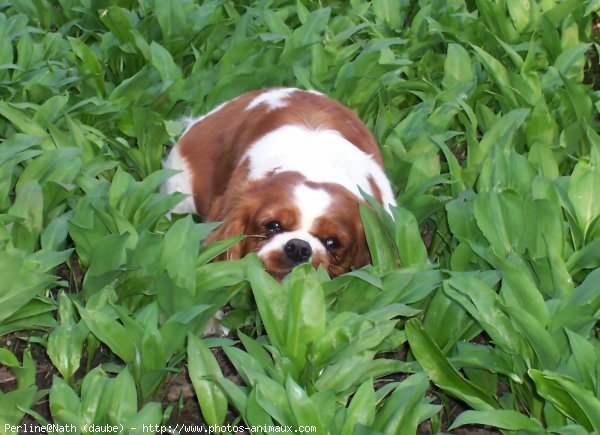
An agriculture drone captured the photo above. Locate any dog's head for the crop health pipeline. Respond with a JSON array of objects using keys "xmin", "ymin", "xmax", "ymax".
[{"xmin": 207, "ymin": 172, "xmax": 371, "ymax": 279}]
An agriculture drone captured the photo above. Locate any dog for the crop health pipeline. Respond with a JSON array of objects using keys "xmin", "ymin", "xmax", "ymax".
[{"xmin": 162, "ymin": 88, "xmax": 396, "ymax": 279}]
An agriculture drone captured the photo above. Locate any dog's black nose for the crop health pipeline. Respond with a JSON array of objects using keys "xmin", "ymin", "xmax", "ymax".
[{"xmin": 284, "ymin": 239, "xmax": 312, "ymax": 264}]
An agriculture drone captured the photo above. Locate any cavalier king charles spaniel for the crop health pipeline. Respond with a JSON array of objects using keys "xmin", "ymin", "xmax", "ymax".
[{"xmin": 162, "ymin": 88, "xmax": 396, "ymax": 279}]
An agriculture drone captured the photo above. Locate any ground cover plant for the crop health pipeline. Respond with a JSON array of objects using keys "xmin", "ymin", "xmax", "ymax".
[{"xmin": 0, "ymin": 0, "xmax": 599, "ymax": 434}]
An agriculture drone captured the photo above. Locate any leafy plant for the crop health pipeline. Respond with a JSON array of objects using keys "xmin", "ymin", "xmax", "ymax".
[{"xmin": 0, "ymin": 0, "xmax": 598, "ymax": 433}]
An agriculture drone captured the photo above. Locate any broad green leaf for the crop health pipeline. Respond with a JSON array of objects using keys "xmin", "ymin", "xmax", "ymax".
[
  {"xmin": 285, "ymin": 376, "xmax": 326, "ymax": 431},
  {"xmin": 155, "ymin": 0, "xmax": 188, "ymax": 41},
  {"xmin": 443, "ymin": 43, "xmax": 474, "ymax": 89},
  {"xmin": 444, "ymin": 273, "xmax": 523, "ymax": 355},
  {"xmin": 342, "ymin": 380, "xmax": 376, "ymax": 435},
  {"xmin": 464, "ymin": 109, "xmax": 530, "ymax": 186},
  {"xmin": 80, "ymin": 367, "xmax": 110, "ymax": 424},
  {"xmin": 248, "ymin": 260, "xmax": 287, "ymax": 348},
  {"xmin": 406, "ymin": 318, "xmax": 498, "ymax": 411},
  {"xmin": 0, "ymin": 101, "xmax": 47, "ymax": 136},
  {"xmin": 106, "ymin": 368, "xmax": 138, "ymax": 423},
  {"xmin": 255, "ymin": 376, "xmax": 295, "ymax": 426},
  {"xmin": 392, "ymin": 206, "xmax": 428, "ymax": 268},
  {"xmin": 285, "ymin": 264, "xmax": 326, "ymax": 372},
  {"xmin": 565, "ymin": 329, "xmax": 599, "ymax": 392},
  {"xmin": 529, "ymin": 369, "xmax": 600, "ymax": 432},
  {"xmin": 161, "ymin": 215, "xmax": 202, "ymax": 289},
  {"xmin": 504, "ymin": 305, "xmax": 561, "ymax": 370},
  {"xmin": 246, "ymin": 388, "xmax": 275, "ymax": 428},
  {"xmin": 218, "ymin": 377, "xmax": 248, "ymax": 418},
  {"xmin": 47, "ymin": 293, "xmax": 87, "ymax": 382},
  {"xmin": 99, "ymin": 6, "xmax": 136, "ymax": 47},
  {"xmin": 473, "ymin": 191, "xmax": 523, "ymax": 256},
  {"xmin": 187, "ymin": 334, "xmax": 227, "ymax": 427},
  {"xmin": 315, "ymin": 353, "xmax": 374, "ymax": 393},
  {"xmin": 450, "ymin": 409, "xmax": 544, "ymax": 432},
  {"xmin": 373, "ymin": 372, "xmax": 431, "ymax": 434},
  {"xmin": 360, "ymin": 204, "xmax": 398, "ymax": 274},
  {"xmin": 49, "ymin": 375, "xmax": 81, "ymax": 427},
  {"xmin": 568, "ymin": 150, "xmax": 600, "ymax": 241},
  {"xmin": 0, "ymin": 251, "xmax": 54, "ymax": 322},
  {"xmin": 372, "ymin": 0, "xmax": 404, "ymax": 29},
  {"xmin": 150, "ymin": 41, "xmax": 182, "ymax": 83},
  {"xmin": 506, "ymin": 0, "xmax": 531, "ymax": 31},
  {"xmin": 224, "ymin": 345, "xmax": 269, "ymax": 387},
  {"xmin": 75, "ymin": 302, "xmax": 136, "ymax": 363},
  {"xmin": 127, "ymin": 403, "xmax": 163, "ymax": 435}
]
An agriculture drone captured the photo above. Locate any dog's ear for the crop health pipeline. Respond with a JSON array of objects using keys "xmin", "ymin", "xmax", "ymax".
[
  {"xmin": 353, "ymin": 233, "xmax": 372, "ymax": 269},
  {"xmin": 204, "ymin": 203, "xmax": 248, "ymax": 260}
]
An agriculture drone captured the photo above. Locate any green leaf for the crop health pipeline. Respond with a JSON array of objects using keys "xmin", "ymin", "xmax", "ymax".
[
  {"xmin": 161, "ymin": 215, "xmax": 203, "ymax": 289},
  {"xmin": 442, "ymin": 43, "xmax": 474, "ymax": 89},
  {"xmin": 0, "ymin": 250, "xmax": 54, "ymax": 322},
  {"xmin": 568, "ymin": 150, "xmax": 600, "ymax": 241},
  {"xmin": 187, "ymin": 334, "xmax": 227, "ymax": 426},
  {"xmin": 444, "ymin": 273, "xmax": 523, "ymax": 355},
  {"xmin": 372, "ymin": 0, "xmax": 404, "ymax": 29},
  {"xmin": 285, "ymin": 264, "xmax": 326, "ymax": 372},
  {"xmin": 392, "ymin": 206, "xmax": 428, "ymax": 268},
  {"xmin": 155, "ymin": 0, "xmax": 188, "ymax": 41},
  {"xmin": 565, "ymin": 329, "xmax": 599, "ymax": 392},
  {"xmin": 529, "ymin": 369, "xmax": 600, "ymax": 432},
  {"xmin": 9, "ymin": 179, "xmax": 44, "ymax": 251},
  {"xmin": 80, "ymin": 367, "xmax": 110, "ymax": 424},
  {"xmin": 405, "ymin": 318, "xmax": 497, "ymax": 411},
  {"xmin": 0, "ymin": 101, "xmax": 47, "ymax": 136},
  {"xmin": 75, "ymin": 302, "xmax": 136, "ymax": 363},
  {"xmin": 248, "ymin": 260, "xmax": 287, "ymax": 348},
  {"xmin": 360, "ymin": 204, "xmax": 398, "ymax": 274},
  {"xmin": 464, "ymin": 109, "xmax": 530, "ymax": 186},
  {"xmin": 285, "ymin": 376, "xmax": 325, "ymax": 431},
  {"xmin": 450, "ymin": 409, "xmax": 544, "ymax": 432},
  {"xmin": 99, "ymin": 6, "xmax": 136, "ymax": 47},
  {"xmin": 506, "ymin": 0, "xmax": 531, "ymax": 32},
  {"xmin": 47, "ymin": 293, "xmax": 87, "ymax": 382},
  {"xmin": 255, "ymin": 376, "xmax": 295, "ymax": 426},
  {"xmin": 106, "ymin": 368, "xmax": 138, "ymax": 423},
  {"xmin": 150, "ymin": 41, "xmax": 182, "ymax": 83},
  {"xmin": 49, "ymin": 375, "xmax": 81, "ymax": 426},
  {"xmin": 342, "ymin": 380, "xmax": 376, "ymax": 435},
  {"xmin": 127, "ymin": 402, "xmax": 163, "ymax": 435},
  {"xmin": 373, "ymin": 372, "xmax": 431, "ymax": 434}
]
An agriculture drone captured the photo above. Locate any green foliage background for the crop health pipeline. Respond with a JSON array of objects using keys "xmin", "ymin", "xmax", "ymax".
[{"xmin": 0, "ymin": 0, "xmax": 599, "ymax": 434}]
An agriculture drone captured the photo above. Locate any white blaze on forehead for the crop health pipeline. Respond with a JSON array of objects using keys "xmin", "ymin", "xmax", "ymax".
[
  {"xmin": 294, "ymin": 184, "xmax": 331, "ymax": 231},
  {"xmin": 244, "ymin": 125, "xmax": 396, "ymax": 212},
  {"xmin": 246, "ymin": 88, "xmax": 298, "ymax": 111}
]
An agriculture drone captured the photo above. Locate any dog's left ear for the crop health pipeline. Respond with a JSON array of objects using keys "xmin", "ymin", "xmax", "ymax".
[{"xmin": 204, "ymin": 198, "xmax": 249, "ymax": 260}]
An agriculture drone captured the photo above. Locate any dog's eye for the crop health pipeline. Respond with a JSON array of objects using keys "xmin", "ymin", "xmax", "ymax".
[
  {"xmin": 324, "ymin": 237, "xmax": 340, "ymax": 251},
  {"xmin": 265, "ymin": 220, "xmax": 284, "ymax": 234}
]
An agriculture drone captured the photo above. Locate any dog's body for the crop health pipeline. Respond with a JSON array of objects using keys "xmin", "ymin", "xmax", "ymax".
[{"xmin": 162, "ymin": 88, "xmax": 395, "ymax": 278}]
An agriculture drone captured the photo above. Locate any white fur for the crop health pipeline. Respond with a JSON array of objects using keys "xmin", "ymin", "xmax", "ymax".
[
  {"xmin": 257, "ymin": 230, "xmax": 327, "ymax": 259},
  {"xmin": 246, "ymin": 88, "xmax": 298, "ymax": 111},
  {"xmin": 161, "ymin": 144, "xmax": 196, "ymax": 214},
  {"xmin": 257, "ymin": 184, "xmax": 332, "ymax": 259},
  {"xmin": 243, "ymin": 125, "xmax": 396, "ymax": 212},
  {"xmin": 294, "ymin": 184, "xmax": 331, "ymax": 231}
]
